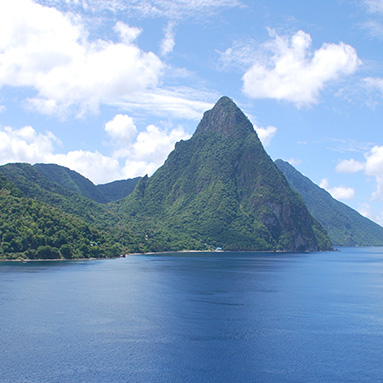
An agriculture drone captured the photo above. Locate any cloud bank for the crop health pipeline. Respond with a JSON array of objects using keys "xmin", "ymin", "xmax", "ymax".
[
  {"xmin": 0, "ymin": 118, "xmax": 190, "ymax": 184},
  {"xmin": 241, "ymin": 30, "xmax": 361, "ymax": 107},
  {"xmin": 0, "ymin": 0, "xmax": 165, "ymax": 117}
]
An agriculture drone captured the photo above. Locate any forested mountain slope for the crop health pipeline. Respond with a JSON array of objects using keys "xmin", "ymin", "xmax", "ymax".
[
  {"xmin": 275, "ymin": 159, "xmax": 383, "ymax": 246},
  {"xmin": 118, "ymin": 97, "xmax": 332, "ymax": 252}
]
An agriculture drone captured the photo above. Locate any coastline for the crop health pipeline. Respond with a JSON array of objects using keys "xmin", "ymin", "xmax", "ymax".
[{"xmin": 0, "ymin": 247, "xmax": 340, "ymax": 262}]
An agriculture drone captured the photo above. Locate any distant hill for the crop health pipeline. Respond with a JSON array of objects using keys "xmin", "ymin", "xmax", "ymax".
[
  {"xmin": 34, "ymin": 163, "xmax": 140, "ymax": 203},
  {"xmin": 34, "ymin": 163, "xmax": 108, "ymax": 203},
  {"xmin": 0, "ymin": 163, "xmax": 116, "ymax": 225},
  {"xmin": 97, "ymin": 178, "xmax": 141, "ymax": 202},
  {"xmin": 0, "ymin": 173, "xmax": 120, "ymax": 260},
  {"xmin": 118, "ymin": 97, "xmax": 332, "ymax": 252},
  {"xmin": 275, "ymin": 159, "xmax": 383, "ymax": 246}
]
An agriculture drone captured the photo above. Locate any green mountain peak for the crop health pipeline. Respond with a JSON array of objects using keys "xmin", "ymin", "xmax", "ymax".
[
  {"xmin": 120, "ymin": 97, "xmax": 332, "ymax": 252},
  {"xmin": 195, "ymin": 96, "xmax": 255, "ymax": 140}
]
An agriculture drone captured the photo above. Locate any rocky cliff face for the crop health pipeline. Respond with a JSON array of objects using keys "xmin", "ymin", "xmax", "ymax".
[{"xmin": 120, "ymin": 97, "xmax": 332, "ymax": 251}]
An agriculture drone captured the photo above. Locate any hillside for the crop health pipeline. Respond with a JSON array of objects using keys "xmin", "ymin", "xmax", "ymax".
[
  {"xmin": 97, "ymin": 178, "xmax": 141, "ymax": 202},
  {"xmin": 0, "ymin": 173, "xmax": 122, "ymax": 260},
  {"xmin": 0, "ymin": 163, "xmax": 118, "ymax": 225},
  {"xmin": 34, "ymin": 163, "xmax": 108, "ymax": 203},
  {"xmin": 118, "ymin": 97, "xmax": 332, "ymax": 252},
  {"xmin": 33, "ymin": 163, "xmax": 140, "ymax": 203},
  {"xmin": 275, "ymin": 159, "xmax": 383, "ymax": 246}
]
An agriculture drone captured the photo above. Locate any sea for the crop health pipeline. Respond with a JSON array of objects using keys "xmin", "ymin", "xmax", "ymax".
[{"xmin": 1, "ymin": 247, "xmax": 383, "ymax": 382}]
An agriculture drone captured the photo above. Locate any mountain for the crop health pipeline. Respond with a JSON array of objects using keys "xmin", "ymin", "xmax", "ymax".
[
  {"xmin": 0, "ymin": 164, "xmax": 150, "ymax": 259},
  {"xmin": 97, "ymin": 178, "xmax": 141, "ymax": 202},
  {"xmin": 34, "ymin": 163, "xmax": 108, "ymax": 203},
  {"xmin": 33, "ymin": 163, "xmax": 140, "ymax": 203},
  {"xmin": 275, "ymin": 159, "xmax": 383, "ymax": 246},
  {"xmin": 0, "ymin": 172, "xmax": 121, "ymax": 260},
  {"xmin": 0, "ymin": 163, "xmax": 116, "ymax": 225},
  {"xmin": 118, "ymin": 97, "xmax": 332, "ymax": 252}
]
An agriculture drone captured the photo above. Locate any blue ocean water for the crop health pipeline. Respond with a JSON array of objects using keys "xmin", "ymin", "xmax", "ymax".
[{"xmin": 1, "ymin": 248, "xmax": 383, "ymax": 382}]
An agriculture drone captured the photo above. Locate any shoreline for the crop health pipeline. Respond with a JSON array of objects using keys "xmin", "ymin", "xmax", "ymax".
[{"xmin": 0, "ymin": 247, "xmax": 342, "ymax": 263}]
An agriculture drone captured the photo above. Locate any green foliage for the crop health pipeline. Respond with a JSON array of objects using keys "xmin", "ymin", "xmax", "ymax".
[
  {"xmin": 34, "ymin": 163, "xmax": 108, "ymax": 203},
  {"xmin": 97, "ymin": 178, "xmax": 141, "ymax": 202},
  {"xmin": 276, "ymin": 159, "xmax": 383, "ymax": 246},
  {"xmin": 0, "ymin": 98, "xmax": 334, "ymax": 259},
  {"xmin": 0, "ymin": 173, "xmax": 139, "ymax": 260},
  {"xmin": 0, "ymin": 163, "xmax": 119, "ymax": 226},
  {"xmin": 118, "ymin": 97, "xmax": 332, "ymax": 252}
]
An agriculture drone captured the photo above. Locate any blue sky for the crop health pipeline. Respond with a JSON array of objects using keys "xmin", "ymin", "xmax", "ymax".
[{"xmin": 1, "ymin": 0, "xmax": 383, "ymax": 224}]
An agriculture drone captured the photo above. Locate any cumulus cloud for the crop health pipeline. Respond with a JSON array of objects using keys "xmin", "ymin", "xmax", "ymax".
[
  {"xmin": 320, "ymin": 178, "xmax": 355, "ymax": 200},
  {"xmin": 105, "ymin": 114, "xmax": 137, "ymax": 145},
  {"xmin": 53, "ymin": 151, "xmax": 121, "ymax": 184},
  {"xmin": 242, "ymin": 30, "xmax": 361, "ymax": 107},
  {"xmin": 104, "ymin": 114, "xmax": 191, "ymax": 178},
  {"xmin": 336, "ymin": 146, "xmax": 383, "ymax": 201},
  {"xmin": 0, "ymin": 119, "xmax": 190, "ymax": 184},
  {"xmin": 254, "ymin": 125, "xmax": 277, "ymax": 146},
  {"xmin": 0, "ymin": 0, "xmax": 163, "ymax": 117},
  {"xmin": 0, "ymin": 125, "xmax": 58, "ymax": 164},
  {"xmin": 336, "ymin": 158, "xmax": 365, "ymax": 173},
  {"xmin": 363, "ymin": 145, "xmax": 383, "ymax": 199},
  {"xmin": 104, "ymin": 114, "xmax": 191, "ymax": 179}
]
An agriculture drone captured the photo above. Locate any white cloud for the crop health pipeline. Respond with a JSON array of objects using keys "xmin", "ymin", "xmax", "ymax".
[
  {"xmin": 160, "ymin": 22, "xmax": 176, "ymax": 56},
  {"xmin": 115, "ymin": 87, "xmax": 216, "ymax": 120},
  {"xmin": 363, "ymin": 145, "xmax": 383, "ymax": 199},
  {"xmin": 362, "ymin": 0, "xmax": 383, "ymax": 14},
  {"xmin": 0, "ymin": 0, "xmax": 164, "ymax": 117},
  {"xmin": 0, "ymin": 120, "xmax": 190, "ymax": 184},
  {"xmin": 242, "ymin": 30, "xmax": 361, "ymax": 107},
  {"xmin": 254, "ymin": 125, "xmax": 277, "ymax": 146},
  {"xmin": 336, "ymin": 158, "xmax": 365, "ymax": 173},
  {"xmin": 0, "ymin": 125, "xmax": 58, "ymax": 164},
  {"xmin": 365, "ymin": 146, "xmax": 383, "ymax": 175},
  {"xmin": 320, "ymin": 178, "xmax": 355, "ymax": 200},
  {"xmin": 105, "ymin": 114, "xmax": 137, "ymax": 145},
  {"xmin": 335, "ymin": 146, "xmax": 383, "ymax": 201},
  {"xmin": 114, "ymin": 22, "xmax": 142, "ymax": 44},
  {"xmin": 118, "ymin": 123, "xmax": 191, "ymax": 178},
  {"xmin": 54, "ymin": 151, "xmax": 121, "ymax": 184}
]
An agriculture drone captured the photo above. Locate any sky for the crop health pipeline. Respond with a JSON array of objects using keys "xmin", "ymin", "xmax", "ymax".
[{"xmin": 0, "ymin": 0, "xmax": 383, "ymax": 224}]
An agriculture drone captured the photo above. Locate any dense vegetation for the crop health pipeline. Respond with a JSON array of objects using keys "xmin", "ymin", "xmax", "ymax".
[
  {"xmin": 275, "ymin": 159, "xmax": 383, "ymax": 246},
  {"xmin": 0, "ymin": 97, "xmax": 336, "ymax": 260},
  {"xmin": 118, "ymin": 97, "xmax": 332, "ymax": 252},
  {"xmin": 97, "ymin": 178, "xmax": 141, "ymax": 202},
  {"xmin": 34, "ymin": 163, "xmax": 140, "ymax": 203},
  {"xmin": 0, "ymin": 170, "xmax": 147, "ymax": 260}
]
